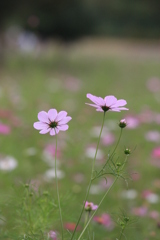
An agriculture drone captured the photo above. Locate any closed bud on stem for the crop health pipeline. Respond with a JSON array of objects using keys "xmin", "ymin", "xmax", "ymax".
[
  {"xmin": 116, "ymin": 163, "xmax": 122, "ymax": 167},
  {"xmin": 124, "ymin": 148, "xmax": 131, "ymax": 155},
  {"xmin": 119, "ymin": 119, "xmax": 127, "ymax": 129},
  {"xmin": 124, "ymin": 217, "xmax": 129, "ymax": 222}
]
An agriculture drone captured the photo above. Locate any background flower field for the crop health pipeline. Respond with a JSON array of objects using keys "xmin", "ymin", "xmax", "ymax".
[{"xmin": 0, "ymin": 39, "xmax": 160, "ymax": 239}]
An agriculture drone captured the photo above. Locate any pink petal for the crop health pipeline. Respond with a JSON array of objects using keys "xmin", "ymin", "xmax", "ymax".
[
  {"xmin": 57, "ymin": 124, "xmax": 69, "ymax": 131},
  {"xmin": 111, "ymin": 107, "xmax": 128, "ymax": 111},
  {"xmin": 87, "ymin": 93, "xmax": 105, "ymax": 106},
  {"xmin": 96, "ymin": 108, "xmax": 104, "ymax": 112},
  {"xmin": 39, "ymin": 128, "xmax": 51, "ymax": 134},
  {"xmin": 50, "ymin": 128, "xmax": 56, "ymax": 136},
  {"xmin": 117, "ymin": 107, "xmax": 129, "ymax": 110},
  {"xmin": 109, "ymin": 108, "xmax": 121, "ymax": 112},
  {"xmin": 85, "ymin": 103, "xmax": 100, "ymax": 108},
  {"xmin": 38, "ymin": 111, "xmax": 49, "ymax": 123},
  {"xmin": 48, "ymin": 109, "xmax": 57, "ymax": 122},
  {"xmin": 104, "ymin": 96, "xmax": 117, "ymax": 106},
  {"xmin": 33, "ymin": 122, "xmax": 48, "ymax": 130},
  {"xmin": 111, "ymin": 99, "xmax": 127, "ymax": 107},
  {"xmin": 58, "ymin": 116, "xmax": 72, "ymax": 125},
  {"xmin": 92, "ymin": 205, "xmax": 98, "ymax": 210},
  {"xmin": 54, "ymin": 128, "xmax": 59, "ymax": 135},
  {"xmin": 55, "ymin": 111, "xmax": 67, "ymax": 122}
]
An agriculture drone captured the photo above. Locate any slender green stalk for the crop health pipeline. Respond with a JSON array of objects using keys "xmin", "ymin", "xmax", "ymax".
[
  {"xmin": 55, "ymin": 133, "xmax": 64, "ymax": 239},
  {"xmin": 119, "ymin": 227, "xmax": 125, "ymax": 240},
  {"xmin": 70, "ymin": 112, "xmax": 106, "ymax": 240},
  {"xmin": 96, "ymin": 128, "xmax": 123, "ymax": 178},
  {"xmin": 77, "ymin": 176, "xmax": 119, "ymax": 240}
]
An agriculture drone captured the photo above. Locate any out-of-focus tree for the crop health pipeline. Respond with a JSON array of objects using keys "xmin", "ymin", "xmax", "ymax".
[{"xmin": 0, "ymin": 0, "xmax": 160, "ymax": 40}]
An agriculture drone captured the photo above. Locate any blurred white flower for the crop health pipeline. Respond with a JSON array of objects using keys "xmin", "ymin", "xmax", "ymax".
[
  {"xmin": 44, "ymin": 168, "xmax": 65, "ymax": 181},
  {"xmin": 85, "ymin": 146, "xmax": 104, "ymax": 160},
  {"xmin": 25, "ymin": 147, "xmax": 37, "ymax": 156},
  {"xmin": 121, "ymin": 189, "xmax": 137, "ymax": 199},
  {"xmin": 0, "ymin": 156, "xmax": 18, "ymax": 171}
]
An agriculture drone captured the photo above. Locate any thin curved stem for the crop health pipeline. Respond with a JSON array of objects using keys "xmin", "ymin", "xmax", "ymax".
[
  {"xmin": 96, "ymin": 128, "xmax": 123, "ymax": 179},
  {"xmin": 77, "ymin": 176, "xmax": 119, "ymax": 240},
  {"xmin": 70, "ymin": 112, "xmax": 106, "ymax": 240},
  {"xmin": 55, "ymin": 133, "xmax": 64, "ymax": 239}
]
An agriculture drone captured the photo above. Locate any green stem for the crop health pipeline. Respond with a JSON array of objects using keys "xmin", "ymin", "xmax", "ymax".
[
  {"xmin": 55, "ymin": 133, "xmax": 64, "ymax": 239},
  {"xmin": 70, "ymin": 112, "xmax": 106, "ymax": 240},
  {"xmin": 96, "ymin": 128, "xmax": 123, "ymax": 179},
  {"xmin": 119, "ymin": 227, "xmax": 125, "ymax": 240},
  {"xmin": 77, "ymin": 176, "xmax": 119, "ymax": 240}
]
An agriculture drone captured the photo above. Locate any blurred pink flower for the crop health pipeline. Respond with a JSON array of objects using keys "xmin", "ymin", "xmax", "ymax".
[
  {"xmin": 33, "ymin": 109, "xmax": 71, "ymax": 135},
  {"xmin": 124, "ymin": 115, "xmax": 139, "ymax": 129},
  {"xmin": 145, "ymin": 131, "xmax": 160, "ymax": 142},
  {"xmin": 0, "ymin": 123, "xmax": 11, "ymax": 135},
  {"xmin": 64, "ymin": 222, "xmax": 81, "ymax": 231},
  {"xmin": 86, "ymin": 94, "xmax": 128, "ymax": 112},
  {"xmin": 146, "ymin": 77, "xmax": 160, "ymax": 93},
  {"xmin": 49, "ymin": 231, "xmax": 57, "ymax": 240},
  {"xmin": 132, "ymin": 206, "xmax": 148, "ymax": 216},
  {"xmin": 149, "ymin": 211, "xmax": 159, "ymax": 220},
  {"xmin": 102, "ymin": 132, "xmax": 115, "ymax": 146},
  {"xmin": 85, "ymin": 201, "xmax": 98, "ymax": 211},
  {"xmin": 44, "ymin": 144, "xmax": 61, "ymax": 158},
  {"xmin": 93, "ymin": 214, "xmax": 114, "ymax": 230},
  {"xmin": 152, "ymin": 147, "xmax": 160, "ymax": 158}
]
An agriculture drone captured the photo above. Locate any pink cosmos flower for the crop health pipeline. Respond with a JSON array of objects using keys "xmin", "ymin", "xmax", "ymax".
[
  {"xmin": 132, "ymin": 206, "xmax": 148, "ymax": 217},
  {"xmin": 48, "ymin": 231, "xmax": 57, "ymax": 240},
  {"xmin": 33, "ymin": 109, "xmax": 72, "ymax": 135},
  {"xmin": 85, "ymin": 201, "xmax": 98, "ymax": 211},
  {"xmin": 86, "ymin": 94, "xmax": 128, "ymax": 112}
]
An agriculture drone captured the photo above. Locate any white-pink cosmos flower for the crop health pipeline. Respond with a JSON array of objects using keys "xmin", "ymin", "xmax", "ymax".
[
  {"xmin": 85, "ymin": 201, "xmax": 98, "ymax": 211},
  {"xmin": 86, "ymin": 94, "xmax": 128, "ymax": 112},
  {"xmin": 33, "ymin": 109, "xmax": 72, "ymax": 136}
]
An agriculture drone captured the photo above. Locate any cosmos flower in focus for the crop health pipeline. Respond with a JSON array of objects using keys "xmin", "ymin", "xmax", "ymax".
[
  {"xmin": 85, "ymin": 201, "xmax": 98, "ymax": 211},
  {"xmin": 86, "ymin": 94, "xmax": 128, "ymax": 112},
  {"xmin": 33, "ymin": 109, "xmax": 72, "ymax": 135}
]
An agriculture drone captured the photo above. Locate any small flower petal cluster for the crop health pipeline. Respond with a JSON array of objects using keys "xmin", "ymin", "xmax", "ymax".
[
  {"xmin": 33, "ymin": 109, "xmax": 72, "ymax": 135},
  {"xmin": 49, "ymin": 231, "xmax": 57, "ymax": 240},
  {"xmin": 85, "ymin": 201, "xmax": 98, "ymax": 211},
  {"xmin": 86, "ymin": 94, "xmax": 128, "ymax": 112}
]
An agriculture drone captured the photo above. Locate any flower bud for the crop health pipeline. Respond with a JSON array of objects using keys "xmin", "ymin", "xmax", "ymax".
[
  {"xmin": 29, "ymin": 192, "xmax": 33, "ymax": 197},
  {"xmin": 24, "ymin": 184, "xmax": 29, "ymax": 188},
  {"xmin": 119, "ymin": 119, "xmax": 127, "ymax": 129},
  {"xmin": 116, "ymin": 163, "xmax": 122, "ymax": 167},
  {"xmin": 124, "ymin": 217, "xmax": 129, "ymax": 222},
  {"xmin": 124, "ymin": 148, "xmax": 131, "ymax": 155}
]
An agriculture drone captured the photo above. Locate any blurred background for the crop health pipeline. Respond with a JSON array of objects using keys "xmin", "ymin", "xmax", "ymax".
[{"xmin": 1, "ymin": 1, "xmax": 160, "ymax": 240}]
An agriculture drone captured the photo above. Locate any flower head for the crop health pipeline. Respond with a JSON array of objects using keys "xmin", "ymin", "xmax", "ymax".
[
  {"xmin": 85, "ymin": 201, "xmax": 98, "ymax": 211},
  {"xmin": 86, "ymin": 94, "xmax": 128, "ymax": 112},
  {"xmin": 33, "ymin": 109, "xmax": 72, "ymax": 135},
  {"xmin": 48, "ymin": 231, "xmax": 57, "ymax": 240},
  {"xmin": 119, "ymin": 119, "xmax": 127, "ymax": 128}
]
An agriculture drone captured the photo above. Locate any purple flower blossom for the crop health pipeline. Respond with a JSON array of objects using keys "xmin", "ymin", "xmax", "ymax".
[
  {"xmin": 48, "ymin": 231, "xmax": 57, "ymax": 240},
  {"xmin": 86, "ymin": 94, "xmax": 128, "ymax": 112},
  {"xmin": 85, "ymin": 201, "xmax": 98, "ymax": 211},
  {"xmin": 33, "ymin": 109, "xmax": 72, "ymax": 135}
]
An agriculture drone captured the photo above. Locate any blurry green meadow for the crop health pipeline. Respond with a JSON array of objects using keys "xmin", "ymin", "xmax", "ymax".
[{"xmin": 1, "ymin": 39, "xmax": 160, "ymax": 239}]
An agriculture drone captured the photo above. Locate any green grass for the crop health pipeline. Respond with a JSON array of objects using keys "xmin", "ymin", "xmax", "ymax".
[{"xmin": 0, "ymin": 40, "xmax": 160, "ymax": 239}]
